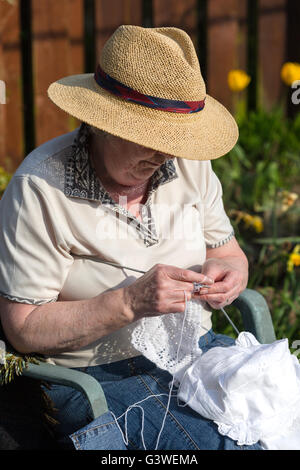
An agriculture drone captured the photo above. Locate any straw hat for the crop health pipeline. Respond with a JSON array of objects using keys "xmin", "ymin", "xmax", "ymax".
[{"xmin": 48, "ymin": 25, "xmax": 238, "ymax": 161}]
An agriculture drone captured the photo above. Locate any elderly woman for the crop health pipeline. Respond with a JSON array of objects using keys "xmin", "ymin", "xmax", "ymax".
[{"xmin": 0, "ymin": 25, "xmax": 262, "ymax": 450}]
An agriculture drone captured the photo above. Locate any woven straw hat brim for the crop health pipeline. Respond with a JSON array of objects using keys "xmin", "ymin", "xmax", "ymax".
[{"xmin": 48, "ymin": 73, "xmax": 239, "ymax": 161}]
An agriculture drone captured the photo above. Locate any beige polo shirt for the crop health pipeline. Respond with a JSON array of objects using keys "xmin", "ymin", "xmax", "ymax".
[{"xmin": 0, "ymin": 127, "xmax": 235, "ymax": 367}]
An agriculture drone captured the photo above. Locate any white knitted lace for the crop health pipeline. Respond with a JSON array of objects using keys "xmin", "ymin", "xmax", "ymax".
[
  {"xmin": 131, "ymin": 299, "xmax": 204, "ymax": 383},
  {"xmin": 131, "ymin": 300, "xmax": 300, "ymax": 450}
]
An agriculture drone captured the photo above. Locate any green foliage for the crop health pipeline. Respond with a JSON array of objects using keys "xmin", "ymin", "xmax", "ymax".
[
  {"xmin": 0, "ymin": 166, "xmax": 12, "ymax": 198},
  {"xmin": 0, "ymin": 322, "xmax": 43, "ymax": 385},
  {"xmin": 0, "ymin": 349, "xmax": 59, "ymax": 427},
  {"xmin": 214, "ymin": 108, "xmax": 300, "ymax": 214},
  {"xmin": 212, "ymin": 108, "xmax": 300, "ymax": 347},
  {"xmin": 0, "ymin": 352, "xmax": 40, "ymax": 385}
]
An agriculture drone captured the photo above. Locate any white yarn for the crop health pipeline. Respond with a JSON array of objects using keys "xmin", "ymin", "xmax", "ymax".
[
  {"xmin": 176, "ymin": 331, "xmax": 300, "ymax": 449},
  {"xmin": 110, "ymin": 393, "xmax": 175, "ymax": 450},
  {"xmin": 127, "ymin": 295, "xmax": 300, "ymax": 450},
  {"xmin": 110, "ymin": 296, "xmax": 239, "ymax": 450},
  {"xmin": 111, "ymin": 292, "xmax": 192, "ymax": 450},
  {"xmin": 77, "ymin": 256, "xmax": 300, "ymax": 450},
  {"xmin": 153, "ymin": 292, "xmax": 190, "ymax": 449},
  {"xmin": 131, "ymin": 298, "xmax": 205, "ymax": 383},
  {"xmin": 80, "ymin": 256, "xmax": 207, "ymax": 449}
]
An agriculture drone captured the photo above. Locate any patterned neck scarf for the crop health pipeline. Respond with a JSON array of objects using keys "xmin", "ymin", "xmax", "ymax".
[{"xmin": 64, "ymin": 123, "xmax": 178, "ymax": 247}]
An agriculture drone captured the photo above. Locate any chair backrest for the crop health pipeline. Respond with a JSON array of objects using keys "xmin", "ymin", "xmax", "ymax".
[{"xmin": 233, "ymin": 289, "xmax": 276, "ymax": 343}]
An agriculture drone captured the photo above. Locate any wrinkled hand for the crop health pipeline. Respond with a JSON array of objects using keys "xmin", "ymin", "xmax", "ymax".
[
  {"xmin": 197, "ymin": 257, "xmax": 248, "ymax": 309},
  {"xmin": 123, "ymin": 263, "xmax": 214, "ymax": 320}
]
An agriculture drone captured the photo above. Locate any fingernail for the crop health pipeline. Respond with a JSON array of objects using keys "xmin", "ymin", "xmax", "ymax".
[
  {"xmin": 200, "ymin": 288, "xmax": 209, "ymax": 294},
  {"xmin": 204, "ymin": 276, "xmax": 214, "ymax": 284}
]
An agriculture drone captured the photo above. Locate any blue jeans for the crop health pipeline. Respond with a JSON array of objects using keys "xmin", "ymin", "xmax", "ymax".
[{"xmin": 45, "ymin": 330, "xmax": 263, "ymax": 451}]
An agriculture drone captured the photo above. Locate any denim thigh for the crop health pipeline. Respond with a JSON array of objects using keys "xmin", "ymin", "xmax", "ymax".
[{"xmin": 45, "ymin": 330, "xmax": 263, "ymax": 451}]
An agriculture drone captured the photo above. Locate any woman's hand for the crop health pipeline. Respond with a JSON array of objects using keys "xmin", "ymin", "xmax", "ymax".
[
  {"xmin": 123, "ymin": 263, "xmax": 214, "ymax": 321},
  {"xmin": 197, "ymin": 257, "xmax": 248, "ymax": 309}
]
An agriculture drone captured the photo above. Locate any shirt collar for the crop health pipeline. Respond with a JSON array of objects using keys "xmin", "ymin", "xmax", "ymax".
[{"xmin": 64, "ymin": 123, "xmax": 178, "ymax": 202}]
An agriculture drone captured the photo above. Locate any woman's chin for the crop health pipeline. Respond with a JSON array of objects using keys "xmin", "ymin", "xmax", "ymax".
[{"xmin": 125, "ymin": 169, "xmax": 157, "ymax": 185}]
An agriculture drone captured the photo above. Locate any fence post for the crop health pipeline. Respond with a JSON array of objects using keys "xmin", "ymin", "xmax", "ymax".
[
  {"xmin": 95, "ymin": 0, "xmax": 143, "ymax": 58},
  {"xmin": 258, "ymin": 0, "xmax": 287, "ymax": 111},
  {"xmin": 286, "ymin": 0, "xmax": 300, "ymax": 118},
  {"xmin": 207, "ymin": 0, "xmax": 248, "ymax": 113},
  {"xmin": 84, "ymin": 0, "xmax": 96, "ymax": 72},
  {"xmin": 142, "ymin": 0, "xmax": 153, "ymax": 27},
  {"xmin": 31, "ymin": 0, "xmax": 85, "ymax": 147},
  {"xmin": 153, "ymin": 0, "xmax": 198, "ymax": 45},
  {"xmin": 20, "ymin": 0, "xmax": 35, "ymax": 159},
  {"xmin": 247, "ymin": 0, "xmax": 258, "ymax": 111},
  {"xmin": 0, "ymin": 0, "xmax": 24, "ymax": 171}
]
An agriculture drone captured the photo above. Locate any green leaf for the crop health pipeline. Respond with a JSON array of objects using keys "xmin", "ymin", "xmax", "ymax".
[{"xmin": 253, "ymin": 237, "xmax": 300, "ymax": 245}]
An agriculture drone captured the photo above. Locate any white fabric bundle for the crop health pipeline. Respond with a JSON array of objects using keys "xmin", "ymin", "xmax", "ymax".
[
  {"xmin": 131, "ymin": 300, "xmax": 300, "ymax": 449},
  {"xmin": 178, "ymin": 331, "xmax": 300, "ymax": 449},
  {"xmin": 131, "ymin": 299, "xmax": 205, "ymax": 383}
]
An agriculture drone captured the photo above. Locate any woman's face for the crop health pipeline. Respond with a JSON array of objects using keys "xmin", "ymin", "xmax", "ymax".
[{"xmin": 90, "ymin": 132, "xmax": 175, "ymax": 187}]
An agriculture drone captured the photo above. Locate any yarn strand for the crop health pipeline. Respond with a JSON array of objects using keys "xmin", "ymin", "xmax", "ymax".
[
  {"xmin": 78, "ymin": 258, "xmax": 241, "ymax": 449},
  {"xmin": 110, "ymin": 290, "xmax": 190, "ymax": 450},
  {"xmin": 154, "ymin": 291, "xmax": 190, "ymax": 449}
]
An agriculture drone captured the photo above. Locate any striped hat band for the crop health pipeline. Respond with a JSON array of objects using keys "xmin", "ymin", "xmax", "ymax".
[{"xmin": 94, "ymin": 65, "xmax": 206, "ymax": 114}]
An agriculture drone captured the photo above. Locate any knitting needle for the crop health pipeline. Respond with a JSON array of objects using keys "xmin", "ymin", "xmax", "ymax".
[
  {"xmin": 220, "ymin": 307, "xmax": 240, "ymax": 335},
  {"xmin": 192, "ymin": 282, "xmax": 212, "ymax": 292},
  {"xmin": 73, "ymin": 253, "xmax": 240, "ymax": 333},
  {"xmin": 72, "ymin": 254, "xmax": 213, "ymax": 287},
  {"xmin": 193, "ymin": 280, "xmax": 240, "ymax": 334},
  {"xmin": 72, "ymin": 255, "xmax": 147, "ymax": 274}
]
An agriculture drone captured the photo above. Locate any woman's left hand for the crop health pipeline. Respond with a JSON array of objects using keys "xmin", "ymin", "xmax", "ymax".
[{"xmin": 195, "ymin": 257, "xmax": 248, "ymax": 309}]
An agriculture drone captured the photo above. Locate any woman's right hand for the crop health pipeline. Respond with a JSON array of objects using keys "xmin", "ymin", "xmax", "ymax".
[{"xmin": 123, "ymin": 263, "xmax": 214, "ymax": 321}]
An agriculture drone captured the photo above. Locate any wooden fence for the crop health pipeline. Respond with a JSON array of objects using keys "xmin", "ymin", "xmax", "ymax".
[{"xmin": 0, "ymin": 0, "xmax": 299, "ymax": 171}]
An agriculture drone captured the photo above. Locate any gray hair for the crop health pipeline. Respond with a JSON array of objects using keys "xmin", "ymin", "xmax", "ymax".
[{"xmin": 87, "ymin": 124, "xmax": 109, "ymax": 138}]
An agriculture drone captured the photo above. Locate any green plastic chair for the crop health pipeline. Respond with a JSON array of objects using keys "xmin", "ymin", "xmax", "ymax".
[{"xmin": 19, "ymin": 287, "xmax": 276, "ymax": 421}]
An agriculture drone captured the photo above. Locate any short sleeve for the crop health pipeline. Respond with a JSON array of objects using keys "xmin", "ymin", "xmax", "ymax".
[
  {"xmin": 198, "ymin": 161, "xmax": 235, "ymax": 249},
  {"xmin": 0, "ymin": 176, "xmax": 73, "ymax": 305}
]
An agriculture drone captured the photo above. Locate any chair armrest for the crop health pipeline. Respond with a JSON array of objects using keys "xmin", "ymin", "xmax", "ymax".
[
  {"xmin": 5, "ymin": 288, "xmax": 275, "ymax": 422},
  {"xmin": 233, "ymin": 288, "xmax": 276, "ymax": 344},
  {"xmin": 22, "ymin": 361, "xmax": 108, "ymax": 420}
]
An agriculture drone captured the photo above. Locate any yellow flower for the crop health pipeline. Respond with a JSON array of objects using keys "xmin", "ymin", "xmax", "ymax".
[
  {"xmin": 0, "ymin": 166, "xmax": 12, "ymax": 198},
  {"xmin": 228, "ymin": 70, "xmax": 251, "ymax": 92},
  {"xmin": 287, "ymin": 245, "xmax": 300, "ymax": 272},
  {"xmin": 290, "ymin": 253, "xmax": 300, "ymax": 266},
  {"xmin": 278, "ymin": 190, "xmax": 298, "ymax": 213},
  {"xmin": 242, "ymin": 213, "xmax": 264, "ymax": 233},
  {"xmin": 242, "ymin": 213, "xmax": 253, "ymax": 226},
  {"xmin": 281, "ymin": 62, "xmax": 300, "ymax": 86},
  {"xmin": 230, "ymin": 210, "xmax": 264, "ymax": 233},
  {"xmin": 252, "ymin": 216, "xmax": 264, "ymax": 233}
]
